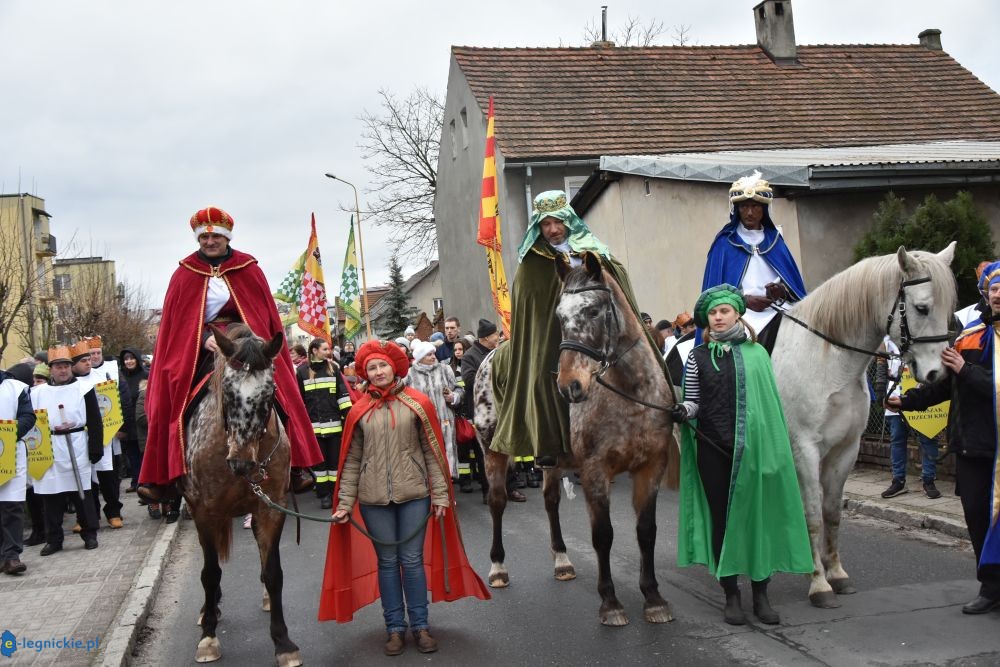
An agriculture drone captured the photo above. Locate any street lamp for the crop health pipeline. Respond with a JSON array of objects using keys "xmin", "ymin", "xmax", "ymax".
[{"xmin": 324, "ymin": 173, "xmax": 373, "ymax": 337}]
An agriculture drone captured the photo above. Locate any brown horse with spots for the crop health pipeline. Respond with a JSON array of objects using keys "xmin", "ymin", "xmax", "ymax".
[
  {"xmin": 474, "ymin": 253, "xmax": 680, "ymax": 626},
  {"xmin": 181, "ymin": 324, "xmax": 301, "ymax": 666}
]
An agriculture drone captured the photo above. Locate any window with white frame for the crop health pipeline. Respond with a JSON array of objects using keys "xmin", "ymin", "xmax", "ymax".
[
  {"xmin": 433, "ymin": 297, "xmax": 444, "ymax": 313},
  {"xmin": 564, "ymin": 176, "xmax": 588, "ymax": 201}
]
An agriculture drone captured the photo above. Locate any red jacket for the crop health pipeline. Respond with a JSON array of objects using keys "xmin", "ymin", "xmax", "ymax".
[
  {"xmin": 318, "ymin": 384, "xmax": 490, "ymax": 622},
  {"xmin": 139, "ymin": 249, "xmax": 321, "ymax": 485}
]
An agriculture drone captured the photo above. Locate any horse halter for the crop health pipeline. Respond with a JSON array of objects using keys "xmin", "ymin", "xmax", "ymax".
[
  {"xmin": 557, "ymin": 283, "xmax": 641, "ymax": 375},
  {"xmin": 886, "ymin": 276, "xmax": 951, "ymax": 358}
]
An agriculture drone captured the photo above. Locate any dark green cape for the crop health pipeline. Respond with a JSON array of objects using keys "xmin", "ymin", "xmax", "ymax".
[
  {"xmin": 490, "ymin": 245, "xmax": 657, "ymax": 458},
  {"xmin": 677, "ymin": 338, "xmax": 812, "ymax": 580}
]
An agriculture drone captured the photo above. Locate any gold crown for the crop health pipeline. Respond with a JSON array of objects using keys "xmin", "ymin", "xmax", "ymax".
[{"xmin": 533, "ymin": 192, "xmax": 568, "ymax": 215}]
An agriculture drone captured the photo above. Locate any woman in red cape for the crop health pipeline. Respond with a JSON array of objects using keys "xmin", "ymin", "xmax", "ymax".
[{"xmin": 319, "ymin": 340, "xmax": 489, "ymax": 654}]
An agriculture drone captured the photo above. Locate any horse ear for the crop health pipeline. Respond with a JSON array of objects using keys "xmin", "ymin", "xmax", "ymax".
[
  {"xmin": 896, "ymin": 246, "xmax": 918, "ymax": 274},
  {"xmin": 554, "ymin": 253, "xmax": 572, "ymax": 282},
  {"xmin": 937, "ymin": 240, "xmax": 957, "ymax": 266},
  {"xmin": 263, "ymin": 332, "xmax": 285, "ymax": 360},
  {"xmin": 583, "ymin": 251, "xmax": 603, "ymax": 278},
  {"xmin": 211, "ymin": 325, "xmax": 236, "ymax": 358}
]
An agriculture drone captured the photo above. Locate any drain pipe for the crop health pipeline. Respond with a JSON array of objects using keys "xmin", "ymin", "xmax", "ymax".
[{"xmin": 524, "ymin": 165, "xmax": 533, "ymax": 221}]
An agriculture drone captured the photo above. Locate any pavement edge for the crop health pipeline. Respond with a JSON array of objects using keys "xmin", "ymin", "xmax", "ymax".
[
  {"xmin": 843, "ymin": 494, "xmax": 968, "ymax": 540},
  {"xmin": 98, "ymin": 520, "xmax": 181, "ymax": 667}
]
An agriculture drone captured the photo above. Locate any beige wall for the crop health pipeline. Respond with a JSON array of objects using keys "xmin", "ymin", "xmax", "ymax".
[
  {"xmin": 583, "ymin": 177, "xmax": 802, "ymax": 321},
  {"xmin": 406, "ymin": 263, "xmax": 442, "ymax": 319}
]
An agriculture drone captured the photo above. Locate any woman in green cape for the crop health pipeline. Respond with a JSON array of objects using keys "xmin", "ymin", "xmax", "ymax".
[{"xmin": 671, "ymin": 284, "xmax": 812, "ymax": 625}]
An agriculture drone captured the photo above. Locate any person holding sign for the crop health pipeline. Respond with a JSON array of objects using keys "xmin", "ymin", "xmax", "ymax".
[
  {"xmin": 30, "ymin": 345, "xmax": 104, "ymax": 555},
  {"xmin": 888, "ymin": 261, "xmax": 1000, "ymax": 615},
  {"xmin": 0, "ymin": 368, "xmax": 36, "ymax": 575}
]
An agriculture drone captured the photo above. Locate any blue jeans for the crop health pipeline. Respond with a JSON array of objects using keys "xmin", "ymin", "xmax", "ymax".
[
  {"xmin": 887, "ymin": 414, "xmax": 939, "ymax": 482},
  {"xmin": 359, "ymin": 497, "xmax": 431, "ymax": 634}
]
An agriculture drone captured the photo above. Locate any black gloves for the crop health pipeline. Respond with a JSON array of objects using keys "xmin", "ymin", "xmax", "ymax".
[{"xmin": 670, "ymin": 403, "xmax": 689, "ymax": 423}]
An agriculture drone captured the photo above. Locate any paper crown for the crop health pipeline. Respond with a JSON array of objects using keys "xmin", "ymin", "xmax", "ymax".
[
  {"xmin": 729, "ymin": 170, "xmax": 774, "ymax": 207},
  {"xmin": 86, "ymin": 335, "xmax": 103, "ymax": 350},
  {"xmin": 69, "ymin": 341, "xmax": 92, "ymax": 360},
  {"xmin": 674, "ymin": 312, "xmax": 693, "ymax": 328},
  {"xmin": 47, "ymin": 345, "xmax": 72, "ymax": 364},
  {"xmin": 190, "ymin": 206, "xmax": 235, "ymax": 240}
]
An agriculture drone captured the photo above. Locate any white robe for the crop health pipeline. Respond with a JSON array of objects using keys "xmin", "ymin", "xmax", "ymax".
[
  {"xmin": 31, "ymin": 382, "xmax": 93, "ymax": 495},
  {"xmin": 736, "ymin": 225, "xmax": 787, "ymax": 333},
  {"xmin": 0, "ymin": 378, "xmax": 28, "ymax": 502}
]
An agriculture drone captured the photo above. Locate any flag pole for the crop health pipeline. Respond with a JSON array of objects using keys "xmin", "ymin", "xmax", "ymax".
[{"xmin": 325, "ymin": 173, "xmax": 372, "ymax": 337}]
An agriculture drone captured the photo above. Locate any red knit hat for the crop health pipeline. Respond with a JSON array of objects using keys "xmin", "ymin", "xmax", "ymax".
[
  {"xmin": 354, "ymin": 340, "xmax": 410, "ymax": 381},
  {"xmin": 190, "ymin": 206, "xmax": 235, "ymax": 240}
]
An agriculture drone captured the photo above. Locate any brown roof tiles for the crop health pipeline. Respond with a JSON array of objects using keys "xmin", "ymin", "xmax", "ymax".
[{"xmin": 452, "ymin": 45, "xmax": 1000, "ymax": 159}]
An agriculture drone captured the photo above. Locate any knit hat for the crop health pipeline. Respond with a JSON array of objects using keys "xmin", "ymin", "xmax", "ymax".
[
  {"xmin": 476, "ymin": 318, "xmax": 498, "ymax": 338},
  {"xmin": 33, "ymin": 363, "xmax": 50, "ymax": 379},
  {"xmin": 190, "ymin": 206, "xmax": 235, "ymax": 240},
  {"xmin": 69, "ymin": 340, "xmax": 92, "ymax": 362},
  {"xmin": 355, "ymin": 340, "xmax": 410, "ymax": 381},
  {"xmin": 430, "ymin": 331, "xmax": 445, "ymax": 347},
  {"xmin": 693, "ymin": 284, "xmax": 746, "ymax": 328},
  {"xmin": 404, "ymin": 325, "xmax": 416, "ymax": 336},
  {"xmin": 410, "ymin": 340, "xmax": 437, "ymax": 363},
  {"xmin": 47, "ymin": 345, "xmax": 72, "ymax": 364},
  {"xmin": 640, "ymin": 312, "xmax": 652, "ymax": 324}
]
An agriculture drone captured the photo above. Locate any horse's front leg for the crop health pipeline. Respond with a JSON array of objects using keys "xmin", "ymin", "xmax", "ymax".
[
  {"xmin": 195, "ymin": 523, "xmax": 224, "ymax": 663},
  {"xmin": 632, "ymin": 461, "xmax": 672, "ymax": 623},
  {"xmin": 820, "ymin": 439, "xmax": 860, "ymax": 595},
  {"xmin": 485, "ymin": 448, "xmax": 511, "ymax": 587},
  {"xmin": 543, "ymin": 463, "xmax": 575, "ymax": 581},
  {"xmin": 254, "ymin": 499, "xmax": 301, "ymax": 667},
  {"xmin": 793, "ymin": 441, "xmax": 839, "ymax": 608},
  {"xmin": 580, "ymin": 464, "xmax": 626, "ymax": 626}
]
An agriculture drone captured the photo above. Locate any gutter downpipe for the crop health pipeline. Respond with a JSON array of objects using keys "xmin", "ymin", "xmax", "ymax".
[
  {"xmin": 524, "ymin": 165, "xmax": 533, "ymax": 221},
  {"xmin": 506, "ymin": 158, "xmax": 602, "ymax": 219}
]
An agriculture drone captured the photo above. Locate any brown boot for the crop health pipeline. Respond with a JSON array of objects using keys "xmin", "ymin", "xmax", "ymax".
[
  {"xmin": 137, "ymin": 483, "xmax": 178, "ymax": 503},
  {"xmin": 414, "ymin": 629, "xmax": 438, "ymax": 654},
  {"xmin": 384, "ymin": 632, "xmax": 404, "ymax": 656},
  {"xmin": 290, "ymin": 467, "xmax": 315, "ymax": 494}
]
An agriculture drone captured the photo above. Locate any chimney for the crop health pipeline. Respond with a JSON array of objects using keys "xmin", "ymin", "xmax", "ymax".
[
  {"xmin": 753, "ymin": 0, "xmax": 797, "ymax": 65},
  {"xmin": 591, "ymin": 5, "xmax": 615, "ymax": 48},
  {"xmin": 918, "ymin": 28, "xmax": 942, "ymax": 50}
]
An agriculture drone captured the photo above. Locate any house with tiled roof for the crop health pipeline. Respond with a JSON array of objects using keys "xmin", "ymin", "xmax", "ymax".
[{"xmin": 434, "ymin": 0, "xmax": 1000, "ymax": 325}]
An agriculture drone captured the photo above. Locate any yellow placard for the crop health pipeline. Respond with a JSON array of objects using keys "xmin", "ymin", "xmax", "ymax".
[
  {"xmin": 25, "ymin": 409, "xmax": 54, "ymax": 481},
  {"xmin": 900, "ymin": 368, "xmax": 950, "ymax": 439},
  {"xmin": 0, "ymin": 420, "xmax": 17, "ymax": 486},
  {"xmin": 95, "ymin": 379, "xmax": 123, "ymax": 446}
]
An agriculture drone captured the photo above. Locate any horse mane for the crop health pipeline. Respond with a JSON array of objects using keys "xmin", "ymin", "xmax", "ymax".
[{"xmin": 791, "ymin": 250, "xmax": 957, "ymax": 342}]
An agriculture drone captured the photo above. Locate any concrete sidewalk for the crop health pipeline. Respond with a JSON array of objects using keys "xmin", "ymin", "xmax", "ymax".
[{"xmin": 0, "ymin": 467, "xmax": 973, "ymax": 667}]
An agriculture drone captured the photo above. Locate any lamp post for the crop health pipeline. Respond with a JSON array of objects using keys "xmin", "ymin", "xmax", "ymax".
[{"xmin": 324, "ymin": 173, "xmax": 373, "ymax": 337}]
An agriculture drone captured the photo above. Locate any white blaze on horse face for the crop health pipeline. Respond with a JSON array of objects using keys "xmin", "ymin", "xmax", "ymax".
[{"xmin": 555, "ymin": 289, "xmax": 607, "ymax": 396}]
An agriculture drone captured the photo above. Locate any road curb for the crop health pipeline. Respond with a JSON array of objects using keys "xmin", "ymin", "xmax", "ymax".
[
  {"xmin": 98, "ymin": 519, "xmax": 182, "ymax": 666},
  {"xmin": 843, "ymin": 494, "xmax": 968, "ymax": 540}
]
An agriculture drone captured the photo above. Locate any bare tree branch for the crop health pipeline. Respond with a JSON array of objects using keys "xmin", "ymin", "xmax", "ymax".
[
  {"xmin": 582, "ymin": 15, "xmax": 690, "ymax": 47},
  {"xmin": 57, "ymin": 271, "xmax": 153, "ymax": 355},
  {"xmin": 355, "ymin": 87, "xmax": 443, "ymax": 262}
]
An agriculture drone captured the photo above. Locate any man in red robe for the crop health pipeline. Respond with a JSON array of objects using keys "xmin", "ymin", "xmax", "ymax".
[{"xmin": 138, "ymin": 206, "xmax": 321, "ymax": 501}]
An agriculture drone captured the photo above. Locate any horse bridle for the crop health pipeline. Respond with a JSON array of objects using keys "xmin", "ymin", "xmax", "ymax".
[
  {"xmin": 557, "ymin": 283, "xmax": 642, "ymax": 375},
  {"xmin": 777, "ymin": 275, "xmax": 950, "ymax": 361}
]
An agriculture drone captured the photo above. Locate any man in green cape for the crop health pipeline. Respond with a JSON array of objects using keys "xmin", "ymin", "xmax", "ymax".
[
  {"xmin": 672, "ymin": 284, "xmax": 812, "ymax": 625},
  {"xmin": 490, "ymin": 190, "xmax": 653, "ymax": 466}
]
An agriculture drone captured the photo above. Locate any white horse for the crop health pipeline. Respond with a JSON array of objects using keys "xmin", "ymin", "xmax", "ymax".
[{"xmin": 771, "ymin": 243, "xmax": 957, "ymax": 608}]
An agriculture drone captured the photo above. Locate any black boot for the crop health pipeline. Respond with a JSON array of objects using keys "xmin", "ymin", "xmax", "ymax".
[
  {"xmin": 752, "ymin": 578, "xmax": 780, "ymax": 624},
  {"xmin": 721, "ymin": 576, "xmax": 746, "ymax": 625}
]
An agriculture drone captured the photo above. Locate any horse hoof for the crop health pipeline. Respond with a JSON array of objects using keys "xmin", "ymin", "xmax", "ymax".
[
  {"xmin": 829, "ymin": 578, "xmax": 856, "ymax": 595},
  {"xmin": 195, "ymin": 636, "xmax": 222, "ymax": 663},
  {"xmin": 489, "ymin": 572, "xmax": 510, "ymax": 588},
  {"xmin": 554, "ymin": 565, "xmax": 577, "ymax": 581},
  {"xmin": 276, "ymin": 650, "xmax": 303, "ymax": 667},
  {"xmin": 262, "ymin": 592, "xmax": 271, "ymax": 611},
  {"xmin": 600, "ymin": 608, "xmax": 629, "ymax": 627},
  {"xmin": 644, "ymin": 604, "xmax": 673, "ymax": 624},
  {"xmin": 809, "ymin": 591, "xmax": 841, "ymax": 609}
]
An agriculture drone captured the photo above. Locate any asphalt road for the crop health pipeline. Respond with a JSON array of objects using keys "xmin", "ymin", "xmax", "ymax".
[{"xmin": 134, "ymin": 477, "xmax": 999, "ymax": 666}]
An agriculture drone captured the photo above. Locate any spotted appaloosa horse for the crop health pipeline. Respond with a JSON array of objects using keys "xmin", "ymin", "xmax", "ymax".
[
  {"xmin": 475, "ymin": 252, "xmax": 680, "ymax": 626},
  {"xmin": 180, "ymin": 324, "xmax": 301, "ymax": 666}
]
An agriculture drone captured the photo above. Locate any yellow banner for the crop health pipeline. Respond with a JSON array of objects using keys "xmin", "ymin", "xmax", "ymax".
[
  {"xmin": 900, "ymin": 369, "xmax": 950, "ymax": 438},
  {"xmin": 95, "ymin": 380, "xmax": 123, "ymax": 446},
  {"xmin": 25, "ymin": 409, "xmax": 54, "ymax": 481},
  {"xmin": 0, "ymin": 420, "xmax": 16, "ymax": 486}
]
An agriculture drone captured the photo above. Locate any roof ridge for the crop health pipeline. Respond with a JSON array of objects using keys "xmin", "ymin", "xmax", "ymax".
[{"xmin": 451, "ymin": 43, "xmax": 935, "ymax": 53}]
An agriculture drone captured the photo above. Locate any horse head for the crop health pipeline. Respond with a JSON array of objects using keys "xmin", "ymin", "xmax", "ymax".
[
  {"xmin": 891, "ymin": 242, "xmax": 957, "ymax": 384},
  {"xmin": 210, "ymin": 324, "xmax": 284, "ymax": 477},
  {"xmin": 554, "ymin": 252, "xmax": 634, "ymax": 403}
]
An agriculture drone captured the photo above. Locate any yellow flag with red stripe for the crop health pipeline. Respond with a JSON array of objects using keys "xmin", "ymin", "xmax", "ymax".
[{"xmin": 477, "ymin": 95, "xmax": 511, "ymax": 336}]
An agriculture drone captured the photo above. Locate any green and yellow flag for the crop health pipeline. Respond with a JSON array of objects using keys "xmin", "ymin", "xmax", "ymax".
[
  {"xmin": 25, "ymin": 409, "xmax": 53, "ymax": 481},
  {"xmin": 339, "ymin": 217, "xmax": 363, "ymax": 341},
  {"xmin": 274, "ymin": 249, "xmax": 309, "ymax": 327}
]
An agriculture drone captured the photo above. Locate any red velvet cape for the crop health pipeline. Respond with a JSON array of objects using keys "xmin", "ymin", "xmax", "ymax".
[
  {"xmin": 139, "ymin": 249, "xmax": 321, "ymax": 485},
  {"xmin": 318, "ymin": 384, "xmax": 490, "ymax": 622}
]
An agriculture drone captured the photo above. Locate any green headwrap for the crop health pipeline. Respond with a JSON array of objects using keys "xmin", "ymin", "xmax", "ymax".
[
  {"xmin": 693, "ymin": 284, "xmax": 746, "ymax": 328},
  {"xmin": 517, "ymin": 190, "xmax": 610, "ymax": 262}
]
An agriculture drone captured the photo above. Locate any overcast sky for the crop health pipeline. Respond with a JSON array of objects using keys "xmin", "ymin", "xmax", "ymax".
[{"xmin": 2, "ymin": 0, "xmax": 997, "ymax": 307}]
